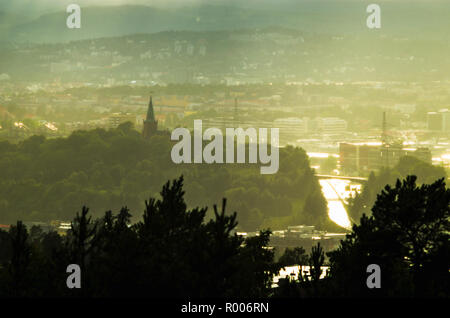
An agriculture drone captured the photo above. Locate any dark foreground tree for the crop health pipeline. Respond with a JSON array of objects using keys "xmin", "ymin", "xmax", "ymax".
[
  {"xmin": 277, "ymin": 247, "xmax": 308, "ymax": 268},
  {"xmin": 66, "ymin": 206, "xmax": 98, "ymax": 296},
  {"xmin": 129, "ymin": 177, "xmax": 277, "ymax": 298},
  {"xmin": 0, "ymin": 176, "xmax": 278, "ymax": 298},
  {"xmin": 274, "ymin": 242, "xmax": 328, "ymax": 298},
  {"xmin": 6, "ymin": 221, "xmax": 31, "ymax": 297},
  {"xmin": 328, "ymin": 175, "xmax": 450, "ymax": 297}
]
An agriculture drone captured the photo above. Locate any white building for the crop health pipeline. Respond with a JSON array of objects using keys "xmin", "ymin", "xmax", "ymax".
[
  {"xmin": 427, "ymin": 109, "xmax": 450, "ymax": 132},
  {"xmin": 315, "ymin": 117, "xmax": 348, "ymax": 133}
]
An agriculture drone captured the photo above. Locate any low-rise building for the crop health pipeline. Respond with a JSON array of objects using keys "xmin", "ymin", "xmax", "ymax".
[
  {"xmin": 339, "ymin": 142, "xmax": 432, "ymax": 173},
  {"xmin": 108, "ymin": 113, "xmax": 137, "ymax": 128}
]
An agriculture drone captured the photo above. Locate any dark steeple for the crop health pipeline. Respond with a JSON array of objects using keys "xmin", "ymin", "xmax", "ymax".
[
  {"xmin": 142, "ymin": 95, "xmax": 158, "ymax": 139},
  {"xmin": 145, "ymin": 96, "xmax": 156, "ymax": 122}
]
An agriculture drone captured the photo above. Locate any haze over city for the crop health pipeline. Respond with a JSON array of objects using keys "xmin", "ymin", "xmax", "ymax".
[{"xmin": 0, "ymin": 0, "xmax": 448, "ymax": 306}]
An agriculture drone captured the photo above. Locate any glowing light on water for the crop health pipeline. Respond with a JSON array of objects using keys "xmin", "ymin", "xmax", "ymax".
[
  {"xmin": 327, "ymin": 201, "xmax": 351, "ymax": 229},
  {"xmin": 272, "ymin": 265, "xmax": 330, "ymax": 287},
  {"xmin": 319, "ymin": 179, "xmax": 353, "ymax": 229}
]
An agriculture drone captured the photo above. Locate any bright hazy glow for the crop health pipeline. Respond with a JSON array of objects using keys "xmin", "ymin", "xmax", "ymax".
[
  {"xmin": 272, "ymin": 265, "xmax": 329, "ymax": 287},
  {"xmin": 307, "ymin": 152, "xmax": 329, "ymax": 158},
  {"xmin": 307, "ymin": 152, "xmax": 339, "ymax": 158},
  {"xmin": 319, "ymin": 179, "xmax": 356, "ymax": 229},
  {"xmin": 45, "ymin": 122, "xmax": 58, "ymax": 131}
]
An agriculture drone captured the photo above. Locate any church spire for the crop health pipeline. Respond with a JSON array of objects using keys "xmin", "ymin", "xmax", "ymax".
[
  {"xmin": 142, "ymin": 95, "xmax": 158, "ymax": 139},
  {"xmin": 145, "ymin": 96, "xmax": 155, "ymax": 122}
]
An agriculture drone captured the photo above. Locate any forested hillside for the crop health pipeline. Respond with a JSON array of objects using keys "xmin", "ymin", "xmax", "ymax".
[
  {"xmin": 0, "ymin": 123, "xmax": 340, "ymax": 232},
  {"xmin": 348, "ymin": 156, "xmax": 447, "ymax": 223}
]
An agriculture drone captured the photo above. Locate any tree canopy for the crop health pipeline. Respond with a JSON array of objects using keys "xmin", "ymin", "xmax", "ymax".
[
  {"xmin": 0, "ymin": 123, "xmax": 340, "ymax": 232},
  {"xmin": 0, "ymin": 176, "xmax": 278, "ymax": 297},
  {"xmin": 328, "ymin": 175, "xmax": 450, "ymax": 297},
  {"xmin": 348, "ymin": 156, "xmax": 447, "ymax": 222}
]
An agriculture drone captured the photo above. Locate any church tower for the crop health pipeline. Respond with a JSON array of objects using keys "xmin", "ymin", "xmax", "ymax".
[{"xmin": 142, "ymin": 96, "xmax": 158, "ymax": 139}]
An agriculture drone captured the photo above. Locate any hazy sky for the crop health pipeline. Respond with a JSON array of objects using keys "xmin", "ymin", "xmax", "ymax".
[
  {"xmin": 2, "ymin": 0, "xmax": 202, "ymax": 11},
  {"xmin": 0, "ymin": 0, "xmax": 444, "ymax": 17},
  {"xmin": 0, "ymin": 0, "xmax": 207, "ymax": 16},
  {"xmin": 1, "ymin": 0, "xmax": 440, "ymax": 11}
]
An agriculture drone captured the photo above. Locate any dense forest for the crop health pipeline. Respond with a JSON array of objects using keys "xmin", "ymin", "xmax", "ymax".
[
  {"xmin": 0, "ymin": 122, "xmax": 340, "ymax": 232},
  {"xmin": 278, "ymin": 175, "xmax": 449, "ymax": 298},
  {"xmin": 0, "ymin": 177, "xmax": 278, "ymax": 297},
  {"xmin": 348, "ymin": 156, "xmax": 447, "ymax": 223},
  {"xmin": 0, "ymin": 174, "xmax": 448, "ymax": 298}
]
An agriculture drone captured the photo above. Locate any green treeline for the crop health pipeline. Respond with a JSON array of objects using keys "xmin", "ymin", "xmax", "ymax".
[
  {"xmin": 348, "ymin": 156, "xmax": 447, "ymax": 223},
  {"xmin": 0, "ymin": 177, "xmax": 277, "ymax": 297},
  {"xmin": 277, "ymin": 175, "xmax": 449, "ymax": 298},
  {"xmin": 0, "ymin": 122, "xmax": 339, "ymax": 232},
  {"xmin": 0, "ymin": 175, "xmax": 448, "ymax": 298}
]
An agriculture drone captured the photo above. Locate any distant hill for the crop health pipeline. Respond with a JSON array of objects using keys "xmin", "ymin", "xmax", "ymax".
[
  {"xmin": 7, "ymin": 5, "xmax": 277, "ymax": 43},
  {"xmin": 1, "ymin": 27, "xmax": 449, "ymax": 83},
  {"xmin": 4, "ymin": 2, "xmax": 450, "ymax": 43},
  {"xmin": 0, "ymin": 10, "xmax": 27, "ymax": 35}
]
